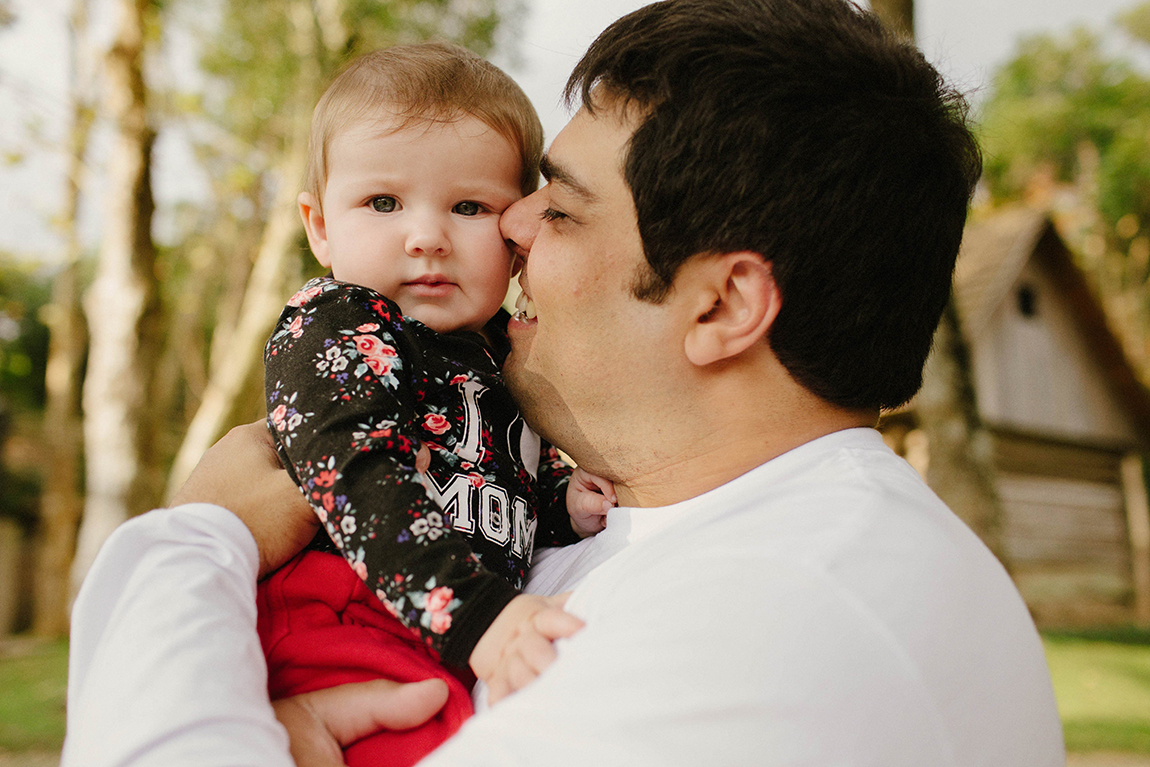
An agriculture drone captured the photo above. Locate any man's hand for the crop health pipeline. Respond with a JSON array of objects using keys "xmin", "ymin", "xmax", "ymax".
[
  {"xmin": 469, "ymin": 593, "xmax": 584, "ymax": 704},
  {"xmin": 169, "ymin": 421, "xmax": 318, "ymax": 577},
  {"xmin": 272, "ymin": 679, "xmax": 450, "ymax": 767}
]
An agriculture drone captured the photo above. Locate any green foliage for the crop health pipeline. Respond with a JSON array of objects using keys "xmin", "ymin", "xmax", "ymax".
[
  {"xmin": 1044, "ymin": 629, "xmax": 1150, "ymax": 753},
  {"xmin": 0, "ymin": 640, "xmax": 68, "ymax": 752},
  {"xmin": 0, "ymin": 257, "xmax": 50, "ymax": 413},
  {"xmin": 978, "ymin": 2, "xmax": 1150, "ymax": 375},
  {"xmin": 979, "ymin": 23, "xmax": 1150, "ymax": 231},
  {"xmin": 195, "ymin": 0, "xmax": 510, "ymax": 156}
]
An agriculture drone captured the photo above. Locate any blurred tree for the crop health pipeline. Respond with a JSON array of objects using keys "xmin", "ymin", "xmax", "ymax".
[
  {"xmin": 70, "ymin": 0, "xmax": 163, "ymax": 595},
  {"xmin": 0, "ymin": 262, "xmax": 50, "ymax": 415},
  {"xmin": 979, "ymin": 5, "xmax": 1150, "ymax": 374},
  {"xmin": 34, "ymin": 0, "xmax": 96, "ymax": 637},
  {"xmin": 164, "ymin": 0, "xmax": 513, "ymax": 496},
  {"xmin": 868, "ymin": 0, "xmax": 913, "ymax": 39},
  {"xmin": 0, "ymin": 259, "xmax": 51, "ymax": 627},
  {"xmin": 870, "ymin": 0, "xmax": 1006, "ymax": 557}
]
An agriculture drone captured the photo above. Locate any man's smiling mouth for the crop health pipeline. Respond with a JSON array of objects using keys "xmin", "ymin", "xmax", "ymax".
[{"xmin": 512, "ymin": 291, "xmax": 537, "ymax": 322}]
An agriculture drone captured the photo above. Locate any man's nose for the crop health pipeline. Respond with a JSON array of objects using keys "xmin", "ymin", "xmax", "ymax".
[
  {"xmin": 500, "ymin": 188, "xmax": 546, "ymax": 259},
  {"xmin": 405, "ymin": 214, "xmax": 451, "ymax": 257}
]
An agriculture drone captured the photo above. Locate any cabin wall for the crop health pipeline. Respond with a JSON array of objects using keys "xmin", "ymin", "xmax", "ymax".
[
  {"xmin": 972, "ymin": 261, "xmax": 1137, "ymax": 445},
  {"xmin": 991, "ymin": 430, "xmax": 1133, "ymax": 624}
]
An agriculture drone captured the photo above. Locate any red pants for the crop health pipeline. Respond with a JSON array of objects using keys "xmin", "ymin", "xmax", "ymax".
[{"xmin": 257, "ymin": 551, "xmax": 475, "ymax": 767}]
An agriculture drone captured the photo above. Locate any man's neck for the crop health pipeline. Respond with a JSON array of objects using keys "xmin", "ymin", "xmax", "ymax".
[{"xmin": 609, "ymin": 387, "xmax": 877, "ymax": 509}]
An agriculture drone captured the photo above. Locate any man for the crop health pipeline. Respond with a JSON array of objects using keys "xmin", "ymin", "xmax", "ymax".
[{"xmin": 64, "ymin": 0, "xmax": 1065, "ymax": 764}]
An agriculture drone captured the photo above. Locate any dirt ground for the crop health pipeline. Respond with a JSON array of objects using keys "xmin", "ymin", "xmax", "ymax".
[{"xmin": 0, "ymin": 753, "xmax": 57, "ymax": 767}]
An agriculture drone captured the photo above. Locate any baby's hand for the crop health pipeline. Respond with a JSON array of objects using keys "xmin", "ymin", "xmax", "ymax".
[
  {"xmin": 567, "ymin": 466, "xmax": 616, "ymax": 538},
  {"xmin": 470, "ymin": 593, "xmax": 584, "ymax": 705}
]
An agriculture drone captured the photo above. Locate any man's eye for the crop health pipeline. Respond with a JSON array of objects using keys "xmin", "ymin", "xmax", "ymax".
[
  {"xmin": 453, "ymin": 201, "xmax": 482, "ymax": 216},
  {"xmin": 370, "ymin": 196, "xmax": 397, "ymax": 213},
  {"xmin": 540, "ymin": 207, "xmax": 567, "ymax": 222}
]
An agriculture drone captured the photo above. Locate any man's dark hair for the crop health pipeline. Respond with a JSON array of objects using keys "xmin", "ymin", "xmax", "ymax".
[{"xmin": 567, "ymin": 0, "xmax": 982, "ymax": 411}]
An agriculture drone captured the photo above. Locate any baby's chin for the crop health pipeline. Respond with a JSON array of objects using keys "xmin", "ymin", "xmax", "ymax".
[{"xmin": 401, "ymin": 305, "xmax": 485, "ymax": 335}]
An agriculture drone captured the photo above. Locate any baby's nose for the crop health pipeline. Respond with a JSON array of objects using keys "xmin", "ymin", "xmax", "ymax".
[{"xmin": 405, "ymin": 218, "xmax": 451, "ymax": 257}]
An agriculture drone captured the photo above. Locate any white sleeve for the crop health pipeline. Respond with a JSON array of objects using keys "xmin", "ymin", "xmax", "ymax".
[{"xmin": 62, "ymin": 504, "xmax": 293, "ymax": 767}]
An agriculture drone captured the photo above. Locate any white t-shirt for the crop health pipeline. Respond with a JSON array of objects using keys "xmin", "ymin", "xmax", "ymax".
[{"xmin": 63, "ymin": 428, "xmax": 1065, "ymax": 766}]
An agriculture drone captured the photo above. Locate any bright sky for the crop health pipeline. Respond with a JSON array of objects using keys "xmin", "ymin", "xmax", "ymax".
[{"xmin": 0, "ymin": 0, "xmax": 1145, "ymax": 261}]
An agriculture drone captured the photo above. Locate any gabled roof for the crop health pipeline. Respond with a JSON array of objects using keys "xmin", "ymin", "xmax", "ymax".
[
  {"xmin": 953, "ymin": 208, "xmax": 1047, "ymax": 340},
  {"xmin": 953, "ymin": 207, "xmax": 1150, "ymax": 443}
]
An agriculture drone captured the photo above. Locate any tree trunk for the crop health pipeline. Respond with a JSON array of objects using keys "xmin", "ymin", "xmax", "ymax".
[
  {"xmin": 868, "ymin": 0, "xmax": 914, "ymax": 39},
  {"xmin": 870, "ymin": 0, "xmax": 1006, "ymax": 554},
  {"xmin": 918, "ymin": 303, "xmax": 1006, "ymax": 560},
  {"xmin": 164, "ymin": 0, "xmax": 341, "ymax": 498},
  {"xmin": 33, "ymin": 0, "xmax": 94, "ymax": 636},
  {"xmin": 70, "ymin": 0, "xmax": 161, "ymax": 596}
]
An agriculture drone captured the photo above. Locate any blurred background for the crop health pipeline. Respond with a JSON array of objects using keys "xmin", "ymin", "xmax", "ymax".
[{"xmin": 3, "ymin": 0, "xmax": 1150, "ymax": 763}]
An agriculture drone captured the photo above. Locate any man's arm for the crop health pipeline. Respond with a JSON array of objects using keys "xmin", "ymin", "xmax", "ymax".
[
  {"xmin": 64, "ymin": 424, "xmax": 455, "ymax": 766},
  {"xmin": 169, "ymin": 422, "xmax": 318, "ymax": 578},
  {"xmin": 63, "ymin": 504, "xmax": 295, "ymax": 767}
]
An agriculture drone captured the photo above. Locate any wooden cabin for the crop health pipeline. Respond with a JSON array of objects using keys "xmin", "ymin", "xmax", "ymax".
[{"xmin": 888, "ymin": 208, "xmax": 1150, "ymax": 626}]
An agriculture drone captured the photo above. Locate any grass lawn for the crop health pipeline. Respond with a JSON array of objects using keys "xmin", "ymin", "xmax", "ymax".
[
  {"xmin": 0, "ymin": 639, "xmax": 68, "ymax": 752},
  {"xmin": 1, "ymin": 631, "xmax": 1150, "ymax": 755},
  {"xmin": 1044, "ymin": 627, "xmax": 1150, "ymax": 753}
]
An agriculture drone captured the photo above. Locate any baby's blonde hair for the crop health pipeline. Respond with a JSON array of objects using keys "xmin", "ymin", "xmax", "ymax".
[{"xmin": 305, "ymin": 42, "xmax": 543, "ymax": 204}]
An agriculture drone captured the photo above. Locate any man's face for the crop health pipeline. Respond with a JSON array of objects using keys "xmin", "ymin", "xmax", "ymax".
[
  {"xmin": 313, "ymin": 115, "xmax": 522, "ymax": 334},
  {"xmin": 501, "ymin": 100, "xmax": 674, "ymax": 470}
]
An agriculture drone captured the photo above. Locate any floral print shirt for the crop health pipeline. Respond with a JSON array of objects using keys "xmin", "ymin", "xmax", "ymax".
[{"xmin": 265, "ymin": 277, "xmax": 578, "ymax": 667}]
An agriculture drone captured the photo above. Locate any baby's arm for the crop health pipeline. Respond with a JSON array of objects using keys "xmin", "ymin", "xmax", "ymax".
[
  {"xmin": 265, "ymin": 279, "xmax": 518, "ymax": 668},
  {"xmin": 566, "ymin": 467, "xmax": 617, "ymax": 538}
]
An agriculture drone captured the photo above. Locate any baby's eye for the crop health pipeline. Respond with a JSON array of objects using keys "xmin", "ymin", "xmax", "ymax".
[
  {"xmin": 453, "ymin": 201, "xmax": 482, "ymax": 216},
  {"xmin": 370, "ymin": 196, "xmax": 397, "ymax": 213}
]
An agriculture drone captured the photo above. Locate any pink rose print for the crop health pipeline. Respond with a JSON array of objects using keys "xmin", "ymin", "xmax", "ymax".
[
  {"xmin": 426, "ymin": 586, "xmax": 453, "ymax": 612},
  {"xmin": 354, "ymin": 334, "xmax": 398, "ymax": 377},
  {"xmin": 376, "ymin": 591, "xmax": 400, "ymax": 618},
  {"xmin": 353, "ymin": 334, "xmax": 397, "ymax": 357},
  {"xmin": 287, "ymin": 315, "xmax": 304, "ymax": 339},
  {"xmin": 271, "ymin": 404, "xmax": 287, "ymax": 431},
  {"xmin": 353, "ymin": 561, "xmax": 368, "ymax": 581},
  {"xmin": 423, "ymin": 413, "xmax": 450, "ymax": 435},
  {"xmin": 429, "ymin": 610, "xmax": 452, "ymax": 635},
  {"xmin": 468, "ymin": 473, "xmax": 485, "ymax": 489},
  {"xmin": 356, "ymin": 323, "xmax": 380, "ymax": 332},
  {"xmin": 364, "ymin": 355, "xmax": 392, "ymax": 377},
  {"xmin": 321, "ymin": 492, "xmax": 335, "ymax": 513},
  {"xmin": 287, "ymin": 284, "xmax": 323, "ymax": 307},
  {"xmin": 450, "ymin": 375, "xmax": 468, "ymax": 385}
]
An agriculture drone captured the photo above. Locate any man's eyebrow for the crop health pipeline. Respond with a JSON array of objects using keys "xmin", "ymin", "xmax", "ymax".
[{"xmin": 539, "ymin": 154, "xmax": 596, "ymax": 203}]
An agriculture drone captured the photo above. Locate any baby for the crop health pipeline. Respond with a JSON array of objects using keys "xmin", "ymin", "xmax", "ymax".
[{"xmin": 259, "ymin": 43, "xmax": 613, "ymax": 767}]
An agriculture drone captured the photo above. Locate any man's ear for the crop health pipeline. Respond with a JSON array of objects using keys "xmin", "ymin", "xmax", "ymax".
[
  {"xmin": 298, "ymin": 192, "xmax": 331, "ymax": 268},
  {"xmin": 683, "ymin": 253, "xmax": 780, "ymax": 367}
]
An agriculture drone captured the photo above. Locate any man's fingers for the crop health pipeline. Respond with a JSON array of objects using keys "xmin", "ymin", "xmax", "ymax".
[
  {"xmin": 305, "ymin": 679, "xmax": 451, "ymax": 744},
  {"xmin": 271, "ymin": 697, "xmax": 345, "ymax": 767}
]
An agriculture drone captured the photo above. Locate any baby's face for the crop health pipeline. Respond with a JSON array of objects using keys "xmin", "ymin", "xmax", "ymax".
[{"xmin": 315, "ymin": 115, "xmax": 522, "ymax": 334}]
